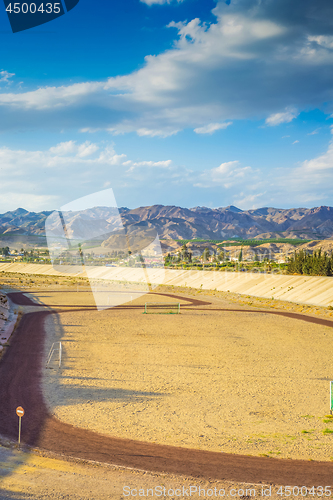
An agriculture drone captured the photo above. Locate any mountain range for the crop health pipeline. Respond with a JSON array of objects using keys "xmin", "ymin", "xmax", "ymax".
[{"xmin": 0, "ymin": 205, "xmax": 333, "ymax": 245}]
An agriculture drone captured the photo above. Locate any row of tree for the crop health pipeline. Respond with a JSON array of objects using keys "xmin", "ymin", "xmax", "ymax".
[
  {"xmin": 176, "ymin": 244, "xmax": 242, "ymax": 263},
  {"xmin": 287, "ymin": 249, "xmax": 333, "ymax": 276},
  {"xmin": 172, "ymin": 244, "xmax": 270, "ymax": 264},
  {"xmin": 0, "ymin": 247, "xmax": 10, "ymax": 256},
  {"xmin": 165, "ymin": 244, "xmax": 231, "ymax": 264}
]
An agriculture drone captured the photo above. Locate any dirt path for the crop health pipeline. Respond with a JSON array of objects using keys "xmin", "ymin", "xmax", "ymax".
[
  {"xmin": 1, "ymin": 292, "xmax": 333, "ymax": 487},
  {"xmin": 0, "ymin": 445, "xmax": 300, "ymax": 500}
]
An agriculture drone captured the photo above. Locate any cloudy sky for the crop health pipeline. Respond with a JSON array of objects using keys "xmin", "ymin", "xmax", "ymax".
[{"xmin": 0, "ymin": 0, "xmax": 333, "ymax": 211}]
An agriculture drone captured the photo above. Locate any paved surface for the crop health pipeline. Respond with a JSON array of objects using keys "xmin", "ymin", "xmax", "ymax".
[{"xmin": 1, "ymin": 292, "xmax": 333, "ymax": 487}]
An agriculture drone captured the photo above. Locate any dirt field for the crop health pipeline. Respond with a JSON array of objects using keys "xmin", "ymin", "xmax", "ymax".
[
  {"xmin": 24, "ymin": 285, "xmax": 333, "ymax": 463},
  {"xmin": 1, "ymin": 271, "xmax": 333, "ymax": 494}
]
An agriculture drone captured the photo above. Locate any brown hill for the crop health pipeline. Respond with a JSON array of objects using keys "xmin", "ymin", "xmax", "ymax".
[
  {"xmin": 120, "ymin": 205, "xmax": 333, "ymax": 240},
  {"xmin": 0, "ymin": 205, "xmax": 332, "ymax": 246}
]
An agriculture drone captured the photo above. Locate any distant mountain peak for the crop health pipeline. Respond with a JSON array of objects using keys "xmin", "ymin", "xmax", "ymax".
[
  {"xmin": 225, "ymin": 205, "xmax": 243, "ymax": 213},
  {"xmin": 6, "ymin": 208, "xmax": 29, "ymax": 216},
  {"xmin": 0, "ymin": 204, "xmax": 332, "ymax": 243}
]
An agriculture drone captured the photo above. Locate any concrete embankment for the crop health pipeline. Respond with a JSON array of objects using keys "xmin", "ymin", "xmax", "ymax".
[
  {"xmin": 0, "ymin": 263, "xmax": 332, "ymax": 308},
  {"xmin": 0, "ymin": 292, "xmax": 18, "ymax": 352}
]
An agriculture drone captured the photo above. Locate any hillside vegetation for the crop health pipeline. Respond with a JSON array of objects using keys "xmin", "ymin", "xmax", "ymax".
[{"xmin": 287, "ymin": 249, "xmax": 333, "ymax": 276}]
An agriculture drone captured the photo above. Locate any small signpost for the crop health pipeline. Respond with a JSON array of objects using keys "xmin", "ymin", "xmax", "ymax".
[
  {"xmin": 330, "ymin": 382, "xmax": 333, "ymax": 415},
  {"xmin": 16, "ymin": 406, "xmax": 24, "ymax": 447}
]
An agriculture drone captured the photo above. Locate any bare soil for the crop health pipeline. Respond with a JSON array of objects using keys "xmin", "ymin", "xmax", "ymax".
[
  {"xmin": 1, "ymin": 273, "xmax": 333, "ymax": 489},
  {"xmin": 39, "ymin": 290, "xmax": 333, "ymax": 462}
]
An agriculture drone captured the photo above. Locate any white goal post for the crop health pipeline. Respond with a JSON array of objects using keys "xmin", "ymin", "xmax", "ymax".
[
  {"xmin": 144, "ymin": 302, "xmax": 180, "ymax": 314},
  {"xmin": 46, "ymin": 342, "xmax": 62, "ymax": 368}
]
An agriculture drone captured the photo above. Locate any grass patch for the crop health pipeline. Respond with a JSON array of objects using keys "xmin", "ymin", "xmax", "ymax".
[
  {"xmin": 282, "ymin": 434, "xmax": 297, "ymax": 440},
  {"xmin": 322, "ymin": 428, "xmax": 333, "ymax": 435}
]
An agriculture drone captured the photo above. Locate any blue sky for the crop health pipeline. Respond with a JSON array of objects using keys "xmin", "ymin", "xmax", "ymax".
[{"xmin": 0, "ymin": 0, "xmax": 333, "ymax": 211}]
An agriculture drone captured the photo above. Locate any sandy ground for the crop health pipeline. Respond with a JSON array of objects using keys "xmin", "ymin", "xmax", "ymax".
[
  {"xmin": 1, "ymin": 273, "xmax": 333, "ymax": 497},
  {"xmin": 0, "ymin": 444, "xmax": 288, "ymax": 500},
  {"xmin": 23, "ymin": 285, "xmax": 333, "ymax": 463}
]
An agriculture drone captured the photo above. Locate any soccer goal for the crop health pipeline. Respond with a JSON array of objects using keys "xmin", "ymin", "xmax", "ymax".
[
  {"xmin": 46, "ymin": 342, "xmax": 62, "ymax": 368},
  {"xmin": 144, "ymin": 302, "xmax": 180, "ymax": 314}
]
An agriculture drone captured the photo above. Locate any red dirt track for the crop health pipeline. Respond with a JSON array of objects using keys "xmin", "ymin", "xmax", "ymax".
[{"xmin": 1, "ymin": 291, "xmax": 333, "ymax": 486}]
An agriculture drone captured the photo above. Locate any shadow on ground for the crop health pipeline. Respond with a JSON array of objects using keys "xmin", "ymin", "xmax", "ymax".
[{"xmin": 0, "ymin": 446, "xmax": 32, "ymax": 497}]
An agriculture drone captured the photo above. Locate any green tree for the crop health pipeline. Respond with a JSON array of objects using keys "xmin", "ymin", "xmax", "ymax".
[
  {"xmin": 287, "ymin": 248, "xmax": 332, "ymax": 277},
  {"xmin": 180, "ymin": 244, "xmax": 192, "ymax": 262},
  {"xmin": 238, "ymin": 248, "xmax": 243, "ymax": 262},
  {"xmin": 202, "ymin": 247, "xmax": 211, "ymax": 262},
  {"xmin": 217, "ymin": 249, "xmax": 225, "ymax": 262},
  {"xmin": 78, "ymin": 244, "xmax": 85, "ymax": 266}
]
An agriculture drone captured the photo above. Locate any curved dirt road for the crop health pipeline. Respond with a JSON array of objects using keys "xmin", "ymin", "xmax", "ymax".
[{"xmin": 1, "ymin": 291, "xmax": 333, "ymax": 486}]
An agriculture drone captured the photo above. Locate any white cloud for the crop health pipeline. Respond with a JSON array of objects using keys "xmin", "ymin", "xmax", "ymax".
[
  {"xmin": 49, "ymin": 141, "xmax": 99, "ymax": 157},
  {"xmin": 0, "ymin": 70, "xmax": 15, "ymax": 84},
  {"xmin": 194, "ymin": 160, "xmax": 256, "ymax": 189},
  {"xmin": 1, "ymin": 134, "xmax": 333, "ymax": 212},
  {"xmin": 49, "ymin": 141, "xmax": 77, "ymax": 155},
  {"xmin": 126, "ymin": 159, "xmax": 173, "ymax": 173},
  {"xmin": 265, "ymin": 108, "xmax": 299, "ymax": 126},
  {"xmin": 233, "ymin": 192, "xmax": 266, "ymax": 210},
  {"xmin": 269, "ymin": 130, "xmax": 333, "ymax": 205},
  {"xmin": 136, "ymin": 128, "xmax": 180, "ymax": 138},
  {"xmin": 0, "ymin": 193, "xmax": 57, "ymax": 212},
  {"xmin": 308, "ymin": 35, "xmax": 333, "ymax": 50},
  {"xmin": 0, "ymin": 2, "xmax": 332, "ymax": 135},
  {"xmin": 299, "ymin": 128, "xmax": 333, "ymax": 173},
  {"xmin": 213, "ymin": 160, "xmax": 240, "ymax": 175},
  {"xmin": 0, "ymin": 142, "xmax": 183, "ymax": 211},
  {"xmin": 77, "ymin": 142, "xmax": 99, "ymax": 157},
  {"xmin": 192, "ymin": 131, "xmax": 333, "ymax": 207},
  {"xmin": 0, "ymin": 81, "xmax": 102, "ymax": 110},
  {"xmin": 307, "ymin": 128, "xmax": 321, "ymax": 135},
  {"xmin": 194, "ymin": 122, "xmax": 232, "ymax": 134},
  {"xmin": 292, "ymin": 140, "xmax": 299, "ymax": 144}
]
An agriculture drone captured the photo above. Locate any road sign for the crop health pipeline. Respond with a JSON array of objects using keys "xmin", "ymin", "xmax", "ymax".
[
  {"xmin": 16, "ymin": 406, "xmax": 24, "ymax": 446},
  {"xmin": 16, "ymin": 406, "xmax": 24, "ymax": 417}
]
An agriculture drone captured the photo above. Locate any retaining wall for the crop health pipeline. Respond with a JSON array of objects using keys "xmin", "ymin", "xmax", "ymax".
[{"xmin": 0, "ymin": 263, "xmax": 332, "ymax": 308}]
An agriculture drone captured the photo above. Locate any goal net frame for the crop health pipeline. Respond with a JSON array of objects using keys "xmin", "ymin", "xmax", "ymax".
[
  {"xmin": 144, "ymin": 302, "xmax": 181, "ymax": 314},
  {"xmin": 46, "ymin": 341, "xmax": 62, "ymax": 368}
]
